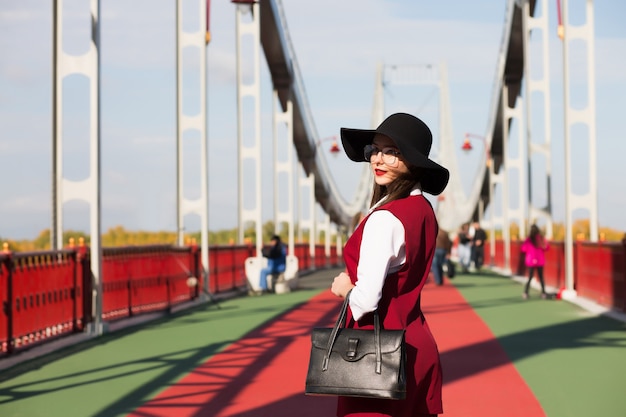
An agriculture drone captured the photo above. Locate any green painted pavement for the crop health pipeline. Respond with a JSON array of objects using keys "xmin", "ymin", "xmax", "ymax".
[
  {"xmin": 0, "ymin": 286, "xmax": 326, "ymax": 417},
  {"xmin": 1, "ymin": 267, "xmax": 624, "ymax": 417},
  {"xmin": 450, "ymin": 270, "xmax": 626, "ymax": 417}
]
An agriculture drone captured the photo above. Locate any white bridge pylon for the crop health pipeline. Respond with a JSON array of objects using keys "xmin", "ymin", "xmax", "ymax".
[
  {"xmin": 372, "ymin": 63, "xmax": 474, "ymax": 234},
  {"xmin": 234, "ymin": 1, "xmax": 480, "ymax": 259},
  {"xmin": 234, "ymin": 0, "xmax": 368, "ymax": 257},
  {"xmin": 233, "ymin": 0, "xmax": 598, "ymax": 299}
]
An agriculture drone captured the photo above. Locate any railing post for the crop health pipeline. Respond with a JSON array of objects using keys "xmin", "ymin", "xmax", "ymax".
[
  {"xmin": 192, "ymin": 244, "xmax": 200, "ymax": 298},
  {"xmin": 622, "ymin": 239, "xmax": 626, "ymax": 312},
  {"xmin": 2, "ymin": 244, "xmax": 14, "ymax": 355},
  {"xmin": 166, "ymin": 275, "xmax": 172, "ymax": 313},
  {"xmin": 71, "ymin": 246, "xmax": 79, "ymax": 332},
  {"xmin": 231, "ymin": 246, "xmax": 237, "ymax": 290},
  {"xmin": 76, "ymin": 243, "xmax": 93, "ymax": 328}
]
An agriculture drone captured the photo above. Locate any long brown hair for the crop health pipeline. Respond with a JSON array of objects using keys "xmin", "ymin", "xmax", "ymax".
[
  {"xmin": 529, "ymin": 224, "xmax": 544, "ymax": 248},
  {"xmin": 369, "ymin": 165, "xmax": 423, "ymax": 207}
]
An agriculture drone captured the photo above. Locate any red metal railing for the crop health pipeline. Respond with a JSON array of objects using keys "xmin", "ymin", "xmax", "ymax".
[
  {"xmin": 101, "ymin": 245, "xmax": 199, "ymax": 320},
  {"xmin": 3, "ymin": 239, "xmax": 623, "ymax": 358},
  {"xmin": 485, "ymin": 239, "xmax": 626, "ymax": 312},
  {"xmin": 292, "ymin": 244, "xmax": 339, "ymax": 270},
  {"xmin": 208, "ymin": 245, "xmax": 255, "ymax": 293},
  {"xmin": 0, "ymin": 242, "xmax": 341, "ymax": 357},
  {"xmin": 0, "ymin": 248, "xmax": 88, "ymax": 356},
  {"xmin": 575, "ymin": 241, "xmax": 626, "ymax": 312}
]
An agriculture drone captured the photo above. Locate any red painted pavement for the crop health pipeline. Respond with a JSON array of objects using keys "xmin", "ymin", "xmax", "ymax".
[
  {"xmin": 128, "ymin": 280, "xmax": 545, "ymax": 417},
  {"xmin": 426, "ymin": 280, "xmax": 546, "ymax": 416},
  {"xmin": 127, "ymin": 292, "xmax": 340, "ymax": 417}
]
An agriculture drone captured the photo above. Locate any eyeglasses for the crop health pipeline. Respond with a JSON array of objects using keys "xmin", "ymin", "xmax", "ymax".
[{"xmin": 364, "ymin": 144, "xmax": 402, "ymax": 166}]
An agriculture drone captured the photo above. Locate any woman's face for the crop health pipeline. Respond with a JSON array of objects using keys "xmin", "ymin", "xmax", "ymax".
[{"xmin": 369, "ymin": 134, "xmax": 410, "ymax": 186}]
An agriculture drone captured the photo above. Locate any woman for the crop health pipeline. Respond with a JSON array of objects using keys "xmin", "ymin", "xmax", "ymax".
[
  {"xmin": 331, "ymin": 113, "xmax": 449, "ymax": 417},
  {"xmin": 521, "ymin": 224, "xmax": 550, "ymax": 299},
  {"xmin": 431, "ymin": 227, "xmax": 452, "ymax": 286},
  {"xmin": 258, "ymin": 235, "xmax": 287, "ymax": 293},
  {"xmin": 457, "ymin": 223, "xmax": 472, "ymax": 273}
]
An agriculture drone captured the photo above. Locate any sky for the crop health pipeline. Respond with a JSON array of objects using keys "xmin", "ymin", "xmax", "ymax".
[{"xmin": 1, "ymin": 0, "xmax": 625, "ymax": 241}]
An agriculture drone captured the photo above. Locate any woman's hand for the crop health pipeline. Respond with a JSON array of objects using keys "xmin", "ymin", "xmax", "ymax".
[{"xmin": 331, "ymin": 272, "xmax": 355, "ymax": 298}]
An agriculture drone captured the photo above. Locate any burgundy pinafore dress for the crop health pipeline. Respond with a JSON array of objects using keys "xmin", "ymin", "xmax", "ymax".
[{"xmin": 337, "ymin": 195, "xmax": 443, "ymax": 417}]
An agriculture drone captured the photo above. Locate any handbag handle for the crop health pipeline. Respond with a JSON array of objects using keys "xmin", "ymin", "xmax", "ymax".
[{"xmin": 322, "ymin": 290, "xmax": 383, "ymax": 374}]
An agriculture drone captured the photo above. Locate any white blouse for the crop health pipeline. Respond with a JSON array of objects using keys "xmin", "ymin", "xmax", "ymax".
[{"xmin": 349, "ymin": 187, "xmax": 423, "ymax": 321}]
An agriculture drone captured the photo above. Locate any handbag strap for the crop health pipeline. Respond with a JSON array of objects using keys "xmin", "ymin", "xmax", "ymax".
[
  {"xmin": 321, "ymin": 291, "xmax": 350, "ymax": 370},
  {"xmin": 374, "ymin": 308, "xmax": 382, "ymax": 374},
  {"xmin": 322, "ymin": 290, "xmax": 383, "ymax": 374}
]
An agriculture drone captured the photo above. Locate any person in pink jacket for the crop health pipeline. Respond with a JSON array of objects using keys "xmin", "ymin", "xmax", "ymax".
[{"xmin": 521, "ymin": 224, "xmax": 550, "ymax": 299}]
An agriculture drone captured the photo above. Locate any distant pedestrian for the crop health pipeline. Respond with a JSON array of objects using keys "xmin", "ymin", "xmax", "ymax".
[
  {"xmin": 457, "ymin": 223, "xmax": 472, "ymax": 273},
  {"xmin": 471, "ymin": 221, "xmax": 487, "ymax": 271},
  {"xmin": 258, "ymin": 235, "xmax": 287, "ymax": 293},
  {"xmin": 432, "ymin": 227, "xmax": 452, "ymax": 285},
  {"xmin": 521, "ymin": 224, "xmax": 550, "ymax": 299}
]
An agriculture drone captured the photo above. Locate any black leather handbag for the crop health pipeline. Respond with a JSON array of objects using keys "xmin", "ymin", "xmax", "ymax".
[{"xmin": 305, "ymin": 292, "xmax": 406, "ymax": 399}]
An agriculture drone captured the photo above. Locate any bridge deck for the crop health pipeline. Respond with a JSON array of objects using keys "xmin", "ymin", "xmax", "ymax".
[{"xmin": 0, "ymin": 268, "xmax": 624, "ymax": 416}]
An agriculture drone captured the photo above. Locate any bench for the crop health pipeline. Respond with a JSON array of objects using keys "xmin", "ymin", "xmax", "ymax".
[{"xmin": 244, "ymin": 255, "xmax": 299, "ymax": 294}]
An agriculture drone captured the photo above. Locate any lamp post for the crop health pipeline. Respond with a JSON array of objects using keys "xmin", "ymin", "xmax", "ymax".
[
  {"xmin": 299, "ymin": 135, "xmax": 342, "ymax": 267},
  {"xmin": 461, "ymin": 132, "xmax": 495, "ymax": 267},
  {"xmin": 317, "ymin": 135, "xmax": 341, "ymax": 259},
  {"xmin": 461, "ymin": 133, "xmax": 491, "ymax": 167},
  {"xmin": 317, "ymin": 135, "xmax": 341, "ymax": 155},
  {"xmin": 461, "ymin": 132, "xmax": 492, "ymax": 222}
]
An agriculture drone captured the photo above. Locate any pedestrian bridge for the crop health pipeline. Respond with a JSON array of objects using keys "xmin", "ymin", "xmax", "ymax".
[
  {"xmin": 1, "ymin": 0, "xmax": 624, "ymax": 379},
  {"xmin": 0, "ymin": 268, "xmax": 624, "ymax": 416}
]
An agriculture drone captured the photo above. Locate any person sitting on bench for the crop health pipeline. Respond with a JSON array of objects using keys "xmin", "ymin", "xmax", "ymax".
[{"xmin": 259, "ymin": 235, "xmax": 287, "ymax": 293}]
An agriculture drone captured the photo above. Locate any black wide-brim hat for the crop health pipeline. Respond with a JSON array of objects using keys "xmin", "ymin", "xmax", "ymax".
[{"xmin": 340, "ymin": 112, "xmax": 450, "ymax": 195}]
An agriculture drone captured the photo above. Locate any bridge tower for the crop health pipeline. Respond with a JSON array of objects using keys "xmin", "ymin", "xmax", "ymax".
[
  {"xmin": 175, "ymin": 0, "xmax": 210, "ymax": 293},
  {"xmin": 52, "ymin": 0, "xmax": 104, "ymax": 335},
  {"xmin": 522, "ymin": 0, "xmax": 555, "ymax": 239},
  {"xmin": 272, "ymin": 90, "xmax": 301, "ymax": 277},
  {"xmin": 272, "ymin": 93, "xmax": 296, "ymax": 258},
  {"xmin": 561, "ymin": 0, "xmax": 599, "ymax": 297},
  {"xmin": 234, "ymin": 1, "xmax": 263, "ymax": 254},
  {"xmin": 498, "ymin": 85, "xmax": 521, "ymax": 274},
  {"xmin": 374, "ymin": 63, "xmax": 468, "ymax": 235}
]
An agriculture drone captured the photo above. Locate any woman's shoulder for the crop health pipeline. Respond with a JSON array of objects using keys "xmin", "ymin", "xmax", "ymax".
[
  {"xmin": 367, "ymin": 207, "xmax": 402, "ymax": 225},
  {"xmin": 380, "ymin": 194, "xmax": 431, "ymax": 211},
  {"xmin": 375, "ymin": 197, "xmax": 434, "ymax": 231}
]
